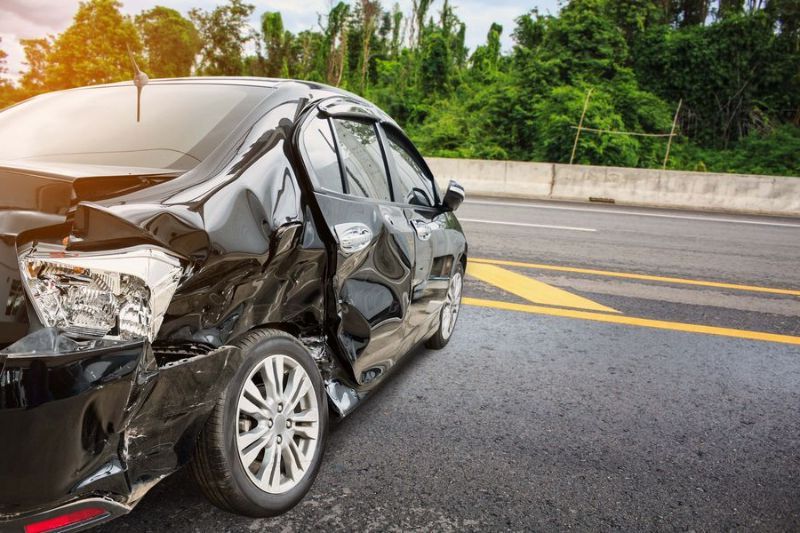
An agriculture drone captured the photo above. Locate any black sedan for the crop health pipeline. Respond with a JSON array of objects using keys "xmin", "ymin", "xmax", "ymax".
[{"xmin": 0, "ymin": 78, "xmax": 467, "ymax": 532}]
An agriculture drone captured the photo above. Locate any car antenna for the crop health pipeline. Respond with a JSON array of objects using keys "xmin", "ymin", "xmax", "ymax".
[{"xmin": 127, "ymin": 45, "xmax": 149, "ymax": 122}]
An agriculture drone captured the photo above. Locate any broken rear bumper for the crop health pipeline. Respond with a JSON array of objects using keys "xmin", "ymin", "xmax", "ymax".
[
  {"xmin": 0, "ymin": 497, "xmax": 130, "ymax": 533},
  {"xmin": 0, "ymin": 329, "xmax": 238, "ymax": 531}
]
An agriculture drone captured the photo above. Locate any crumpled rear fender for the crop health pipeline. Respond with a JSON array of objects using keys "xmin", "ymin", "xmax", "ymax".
[
  {"xmin": 68, "ymin": 202, "xmax": 209, "ymax": 261},
  {"xmin": 0, "ymin": 329, "xmax": 242, "ymax": 516}
]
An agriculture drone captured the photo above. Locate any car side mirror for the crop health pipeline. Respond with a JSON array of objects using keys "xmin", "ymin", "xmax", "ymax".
[{"xmin": 442, "ymin": 180, "xmax": 465, "ymax": 212}]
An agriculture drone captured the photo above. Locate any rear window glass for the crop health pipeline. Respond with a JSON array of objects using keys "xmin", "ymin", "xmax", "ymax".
[{"xmin": 0, "ymin": 84, "xmax": 271, "ymax": 170}]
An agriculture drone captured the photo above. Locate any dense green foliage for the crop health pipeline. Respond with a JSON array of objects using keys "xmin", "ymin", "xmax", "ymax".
[
  {"xmin": 136, "ymin": 6, "xmax": 200, "ymax": 77},
  {"xmin": 189, "ymin": 0, "xmax": 255, "ymax": 75},
  {"xmin": 0, "ymin": 37, "xmax": 11, "ymax": 108},
  {"xmin": 36, "ymin": 0, "xmax": 142, "ymax": 91},
  {"xmin": 0, "ymin": 0, "xmax": 797, "ymax": 176}
]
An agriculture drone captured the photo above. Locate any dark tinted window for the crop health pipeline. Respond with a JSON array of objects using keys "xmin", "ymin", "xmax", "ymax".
[
  {"xmin": 332, "ymin": 119, "xmax": 390, "ymax": 201},
  {"xmin": 0, "ymin": 84, "xmax": 271, "ymax": 170},
  {"xmin": 300, "ymin": 116, "xmax": 343, "ymax": 193},
  {"xmin": 386, "ymin": 133, "xmax": 436, "ymax": 207}
]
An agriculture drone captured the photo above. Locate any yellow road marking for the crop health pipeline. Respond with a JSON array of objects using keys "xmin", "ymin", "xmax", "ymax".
[
  {"xmin": 472, "ymin": 258, "xmax": 800, "ymax": 297},
  {"xmin": 466, "ymin": 263, "xmax": 620, "ymax": 314},
  {"xmin": 463, "ymin": 297, "xmax": 800, "ymax": 346}
]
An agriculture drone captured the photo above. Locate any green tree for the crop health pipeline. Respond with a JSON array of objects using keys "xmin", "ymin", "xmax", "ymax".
[
  {"xmin": 767, "ymin": 0, "xmax": 799, "ymax": 51},
  {"xmin": 136, "ymin": 6, "xmax": 200, "ymax": 78},
  {"xmin": 675, "ymin": 0, "xmax": 712, "ymax": 26},
  {"xmin": 44, "ymin": 0, "xmax": 142, "ymax": 90},
  {"xmin": 249, "ymin": 11, "xmax": 302, "ymax": 78},
  {"xmin": 358, "ymin": 0, "xmax": 381, "ymax": 92},
  {"xmin": 606, "ymin": 0, "xmax": 664, "ymax": 42},
  {"xmin": 0, "ymin": 38, "xmax": 8, "ymax": 80},
  {"xmin": 389, "ymin": 4, "xmax": 404, "ymax": 57},
  {"xmin": 410, "ymin": 0, "xmax": 435, "ymax": 47},
  {"xmin": 673, "ymin": 124, "xmax": 800, "ymax": 175},
  {"xmin": 260, "ymin": 12, "xmax": 290, "ymax": 77},
  {"xmin": 323, "ymin": 2, "xmax": 350, "ymax": 86},
  {"xmin": 0, "ymin": 37, "xmax": 14, "ymax": 108},
  {"xmin": 291, "ymin": 30, "xmax": 324, "ymax": 80},
  {"xmin": 18, "ymin": 38, "xmax": 52, "ymax": 97},
  {"xmin": 419, "ymin": 30, "xmax": 452, "ymax": 95},
  {"xmin": 533, "ymin": 86, "xmax": 640, "ymax": 165},
  {"xmin": 190, "ymin": 0, "xmax": 255, "ymax": 76},
  {"xmin": 540, "ymin": 0, "xmax": 631, "ymax": 83},
  {"xmin": 717, "ymin": 0, "xmax": 745, "ymax": 19},
  {"xmin": 471, "ymin": 23, "xmax": 504, "ymax": 74},
  {"xmin": 635, "ymin": 10, "xmax": 799, "ymax": 146},
  {"xmin": 1, "ymin": 0, "xmax": 798, "ymax": 177}
]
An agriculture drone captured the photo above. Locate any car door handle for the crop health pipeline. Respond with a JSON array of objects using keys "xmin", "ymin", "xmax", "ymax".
[
  {"xmin": 335, "ymin": 223, "xmax": 373, "ymax": 254},
  {"xmin": 411, "ymin": 220, "xmax": 433, "ymax": 241}
]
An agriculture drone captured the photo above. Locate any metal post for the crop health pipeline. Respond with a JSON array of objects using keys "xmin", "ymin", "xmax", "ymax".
[
  {"xmin": 570, "ymin": 89, "xmax": 593, "ymax": 165},
  {"xmin": 663, "ymin": 99, "xmax": 682, "ymax": 170}
]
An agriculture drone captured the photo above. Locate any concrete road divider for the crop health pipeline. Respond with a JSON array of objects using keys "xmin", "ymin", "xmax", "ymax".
[
  {"xmin": 426, "ymin": 158, "xmax": 555, "ymax": 198},
  {"xmin": 425, "ymin": 157, "xmax": 800, "ymax": 217}
]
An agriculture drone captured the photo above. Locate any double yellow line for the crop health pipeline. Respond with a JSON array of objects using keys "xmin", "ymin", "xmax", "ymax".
[
  {"xmin": 472, "ymin": 258, "xmax": 800, "ymax": 297},
  {"xmin": 466, "ymin": 258, "xmax": 800, "ymax": 346}
]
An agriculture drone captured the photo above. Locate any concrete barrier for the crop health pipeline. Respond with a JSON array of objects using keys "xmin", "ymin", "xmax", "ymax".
[
  {"xmin": 426, "ymin": 157, "xmax": 554, "ymax": 198},
  {"xmin": 425, "ymin": 157, "xmax": 800, "ymax": 217}
]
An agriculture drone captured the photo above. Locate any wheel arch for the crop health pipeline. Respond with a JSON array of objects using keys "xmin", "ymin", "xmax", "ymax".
[
  {"xmin": 228, "ymin": 323, "xmax": 343, "ymax": 415},
  {"xmin": 229, "ymin": 322, "xmax": 304, "ymax": 346}
]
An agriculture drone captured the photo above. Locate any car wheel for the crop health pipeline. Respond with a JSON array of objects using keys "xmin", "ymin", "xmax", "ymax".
[
  {"xmin": 191, "ymin": 329, "xmax": 328, "ymax": 517},
  {"xmin": 425, "ymin": 263, "xmax": 464, "ymax": 350}
]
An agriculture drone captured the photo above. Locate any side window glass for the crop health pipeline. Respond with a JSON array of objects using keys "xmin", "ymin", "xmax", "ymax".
[
  {"xmin": 300, "ymin": 116, "xmax": 343, "ymax": 193},
  {"xmin": 386, "ymin": 134, "xmax": 435, "ymax": 207},
  {"xmin": 331, "ymin": 119, "xmax": 391, "ymax": 201}
]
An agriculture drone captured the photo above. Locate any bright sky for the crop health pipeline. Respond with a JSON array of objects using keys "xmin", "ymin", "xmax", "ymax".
[{"xmin": 0, "ymin": 0, "xmax": 561, "ymax": 82}]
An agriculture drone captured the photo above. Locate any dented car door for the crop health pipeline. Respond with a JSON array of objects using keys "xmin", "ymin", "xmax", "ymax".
[{"xmin": 298, "ymin": 107, "xmax": 416, "ymax": 387}]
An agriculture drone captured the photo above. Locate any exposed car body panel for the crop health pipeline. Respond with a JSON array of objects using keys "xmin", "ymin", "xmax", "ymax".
[
  {"xmin": 0, "ymin": 334, "xmax": 150, "ymax": 509},
  {"xmin": 0, "ymin": 78, "xmax": 467, "ymax": 529},
  {"xmin": 315, "ymin": 192, "xmax": 416, "ymax": 386}
]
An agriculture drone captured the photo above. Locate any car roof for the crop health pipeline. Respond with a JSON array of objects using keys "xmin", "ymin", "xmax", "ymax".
[
  {"xmin": 96, "ymin": 76, "xmax": 316, "ymax": 90},
  {"xmin": 61, "ymin": 76, "xmax": 396, "ymax": 126}
]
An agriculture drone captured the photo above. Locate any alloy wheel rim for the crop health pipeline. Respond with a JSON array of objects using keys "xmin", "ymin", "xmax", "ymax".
[
  {"xmin": 441, "ymin": 272, "xmax": 463, "ymax": 340},
  {"xmin": 235, "ymin": 354, "xmax": 320, "ymax": 494}
]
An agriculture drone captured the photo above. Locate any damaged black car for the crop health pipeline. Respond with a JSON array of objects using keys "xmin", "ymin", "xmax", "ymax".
[{"xmin": 0, "ymin": 78, "xmax": 467, "ymax": 532}]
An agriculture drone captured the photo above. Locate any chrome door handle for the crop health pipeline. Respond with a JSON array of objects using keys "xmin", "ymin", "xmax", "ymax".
[
  {"xmin": 411, "ymin": 220, "xmax": 432, "ymax": 241},
  {"xmin": 335, "ymin": 223, "xmax": 373, "ymax": 254}
]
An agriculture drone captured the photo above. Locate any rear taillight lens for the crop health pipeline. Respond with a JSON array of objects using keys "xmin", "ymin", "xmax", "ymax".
[
  {"xmin": 19, "ymin": 244, "xmax": 182, "ymax": 342},
  {"xmin": 24, "ymin": 507, "xmax": 108, "ymax": 533}
]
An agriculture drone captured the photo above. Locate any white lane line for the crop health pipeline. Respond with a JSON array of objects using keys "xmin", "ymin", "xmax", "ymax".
[
  {"xmin": 459, "ymin": 218, "xmax": 597, "ymax": 233},
  {"xmin": 464, "ymin": 200, "xmax": 800, "ymax": 228}
]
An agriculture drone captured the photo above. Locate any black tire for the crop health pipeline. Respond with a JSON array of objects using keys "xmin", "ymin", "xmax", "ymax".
[
  {"xmin": 191, "ymin": 329, "xmax": 329, "ymax": 517},
  {"xmin": 426, "ymin": 262, "xmax": 465, "ymax": 350}
]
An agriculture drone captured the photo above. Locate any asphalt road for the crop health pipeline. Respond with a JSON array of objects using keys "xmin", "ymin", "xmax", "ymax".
[{"xmin": 97, "ymin": 198, "xmax": 800, "ymax": 532}]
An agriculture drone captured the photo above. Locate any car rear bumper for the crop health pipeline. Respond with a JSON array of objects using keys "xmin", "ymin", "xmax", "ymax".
[
  {"xmin": 0, "ymin": 497, "xmax": 130, "ymax": 533},
  {"xmin": 0, "ymin": 329, "xmax": 150, "ymax": 527},
  {"xmin": 0, "ymin": 328, "xmax": 240, "ymax": 531}
]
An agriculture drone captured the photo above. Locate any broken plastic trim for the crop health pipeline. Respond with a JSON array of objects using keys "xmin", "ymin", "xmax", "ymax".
[{"xmin": 0, "ymin": 328, "xmax": 134, "ymax": 359}]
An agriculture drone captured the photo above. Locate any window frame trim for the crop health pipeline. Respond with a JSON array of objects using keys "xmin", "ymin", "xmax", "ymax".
[
  {"xmin": 328, "ymin": 116, "xmax": 394, "ymax": 203},
  {"xmin": 296, "ymin": 97, "xmax": 441, "ymax": 210},
  {"xmin": 297, "ymin": 110, "xmax": 349, "ymax": 195},
  {"xmin": 325, "ymin": 114, "xmax": 350, "ymax": 195},
  {"xmin": 378, "ymin": 123, "xmax": 442, "ymax": 209}
]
